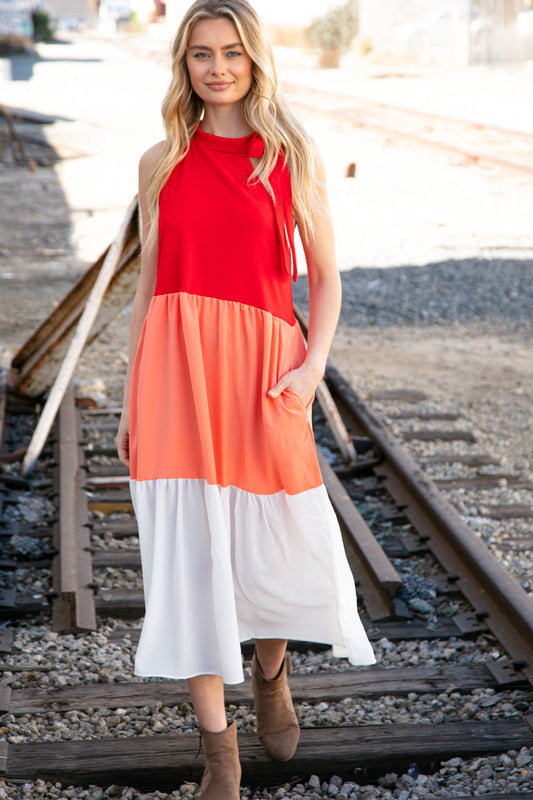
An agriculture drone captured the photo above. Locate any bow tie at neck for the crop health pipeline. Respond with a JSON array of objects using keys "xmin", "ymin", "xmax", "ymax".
[{"xmin": 248, "ymin": 132, "xmax": 265, "ymax": 159}]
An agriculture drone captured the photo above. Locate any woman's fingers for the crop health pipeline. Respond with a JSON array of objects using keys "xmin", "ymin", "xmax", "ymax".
[
  {"xmin": 268, "ymin": 369, "xmax": 314, "ymax": 405},
  {"xmin": 115, "ymin": 430, "xmax": 130, "ymax": 467},
  {"xmin": 267, "ymin": 376, "xmax": 290, "ymax": 398}
]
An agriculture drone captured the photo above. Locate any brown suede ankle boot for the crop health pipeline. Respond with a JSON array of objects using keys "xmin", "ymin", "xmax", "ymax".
[
  {"xmin": 199, "ymin": 720, "xmax": 241, "ymax": 800},
  {"xmin": 252, "ymin": 652, "xmax": 300, "ymax": 762}
]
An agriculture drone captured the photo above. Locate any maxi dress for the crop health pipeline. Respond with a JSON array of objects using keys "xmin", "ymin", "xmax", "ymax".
[{"xmin": 129, "ymin": 125, "xmax": 376, "ymax": 684}]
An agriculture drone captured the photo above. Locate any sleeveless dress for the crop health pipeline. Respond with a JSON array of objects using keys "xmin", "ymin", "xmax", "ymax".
[{"xmin": 129, "ymin": 126, "xmax": 375, "ymax": 684}]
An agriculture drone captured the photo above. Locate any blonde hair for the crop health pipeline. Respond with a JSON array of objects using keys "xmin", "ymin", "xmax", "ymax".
[{"xmin": 147, "ymin": 0, "xmax": 320, "ymax": 244}]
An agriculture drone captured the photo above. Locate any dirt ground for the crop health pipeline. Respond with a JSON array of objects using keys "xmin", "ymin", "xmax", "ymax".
[{"xmin": 1, "ymin": 31, "xmax": 532, "ymax": 472}]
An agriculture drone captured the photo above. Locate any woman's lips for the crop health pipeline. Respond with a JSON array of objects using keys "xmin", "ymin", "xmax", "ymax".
[{"xmin": 206, "ymin": 82, "xmax": 233, "ymax": 91}]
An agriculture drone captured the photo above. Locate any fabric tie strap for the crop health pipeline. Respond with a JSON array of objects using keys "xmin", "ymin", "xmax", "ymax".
[
  {"xmin": 248, "ymin": 132, "xmax": 265, "ymax": 159},
  {"xmin": 248, "ymin": 133, "xmax": 297, "ymax": 283}
]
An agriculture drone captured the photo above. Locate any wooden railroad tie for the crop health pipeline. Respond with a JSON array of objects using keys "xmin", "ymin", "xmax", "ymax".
[
  {"xmin": 0, "ymin": 663, "xmax": 527, "ymax": 716},
  {"xmin": 0, "ymin": 718, "xmax": 532, "ymax": 789}
]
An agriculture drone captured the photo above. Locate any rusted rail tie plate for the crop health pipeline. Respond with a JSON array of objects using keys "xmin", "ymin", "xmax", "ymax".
[
  {"xmin": 51, "ymin": 384, "xmax": 96, "ymax": 633},
  {"xmin": 325, "ymin": 363, "xmax": 533, "ymax": 689}
]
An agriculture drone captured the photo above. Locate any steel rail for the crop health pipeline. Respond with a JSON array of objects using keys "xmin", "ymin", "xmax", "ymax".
[
  {"xmin": 283, "ymin": 88, "xmax": 533, "ymax": 178},
  {"xmin": 325, "ymin": 362, "xmax": 533, "ymax": 688},
  {"xmin": 52, "ymin": 384, "xmax": 96, "ymax": 633}
]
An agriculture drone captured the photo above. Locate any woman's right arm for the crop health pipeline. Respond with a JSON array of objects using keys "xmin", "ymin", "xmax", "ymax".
[{"xmin": 115, "ymin": 143, "xmax": 165, "ymax": 467}]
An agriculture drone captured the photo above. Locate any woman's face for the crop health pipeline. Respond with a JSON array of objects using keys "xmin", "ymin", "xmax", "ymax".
[{"xmin": 186, "ymin": 17, "xmax": 253, "ymax": 108}]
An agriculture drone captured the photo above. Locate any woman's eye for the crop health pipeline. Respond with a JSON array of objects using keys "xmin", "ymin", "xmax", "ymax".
[
  {"xmin": 227, "ymin": 51, "xmax": 242, "ymax": 57},
  {"xmin": 193, "ymin": 52, "xmax": 209, "ymax": 59}
]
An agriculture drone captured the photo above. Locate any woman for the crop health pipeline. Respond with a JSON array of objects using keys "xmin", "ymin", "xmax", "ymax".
[{"xmin": 115, "ymin": 1, "xmax": 375, "ymax": 797}]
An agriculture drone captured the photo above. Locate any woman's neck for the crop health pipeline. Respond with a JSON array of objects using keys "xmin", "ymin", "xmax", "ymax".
[{"xmin": 200, "ymin": 105, "xmax": 253, "ymax": 139}]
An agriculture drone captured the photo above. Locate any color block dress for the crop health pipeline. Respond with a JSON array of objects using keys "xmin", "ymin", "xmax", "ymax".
[{"xmin": 129, "ymin": 126, "xmax": 375, "ymax": 684}]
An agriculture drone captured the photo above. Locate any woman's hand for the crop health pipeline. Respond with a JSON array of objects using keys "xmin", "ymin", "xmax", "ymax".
[
  {"xmin": 115, "ymin": 414, "xmax": 130, "ymax": 468},
  {"xmin": 268, "ymin": 363, "xmax": 323, "ymax": 408}
]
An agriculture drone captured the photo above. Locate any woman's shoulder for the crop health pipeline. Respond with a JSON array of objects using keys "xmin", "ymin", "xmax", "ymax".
[{"xmin": 139, "ymin": 141, "xmax": 166, "ymax": 176}]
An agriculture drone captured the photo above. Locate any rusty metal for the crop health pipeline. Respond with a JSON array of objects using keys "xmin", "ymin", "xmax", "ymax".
[
  {"xmin": 317, "ymin": 450, "xmax": 402, "ymax": 621},
  {"xmin": 325, "ymin": 362, "xmax": 533, "ymax": 688},
  {"xmin": 0, "ymin": 105, "xmax": 27, "ymax": 165},
  {"xmin": 52, "ymin": 384, "xmax": 96, "ymax": 633}
]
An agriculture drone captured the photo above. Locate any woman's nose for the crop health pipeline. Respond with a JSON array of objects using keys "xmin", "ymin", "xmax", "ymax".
[{"xmin": 211, "ymin": 55, "xmax": 226, "ymax": 75}]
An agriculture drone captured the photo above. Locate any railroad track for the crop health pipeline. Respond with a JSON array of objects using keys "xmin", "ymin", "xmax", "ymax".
[
  {"xmin": 281, "ymin": 83, "xmax": 533, "ymax": 177},
  {"xmin": 0, "ymin": 319, "xmax": 533, "ymax": 796}
]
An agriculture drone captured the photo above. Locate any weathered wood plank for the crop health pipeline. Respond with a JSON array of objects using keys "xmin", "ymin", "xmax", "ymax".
[
  {"xmin": 0, "ymin": 592, "xmax": 49, "ymax": 618},
  {"xmin": 456, "ymin": 795, "xmax": 533, "ymax": 800},
  {"xmin": 6, "ymin": 720, "xmax": 533, "ymax": 788},
  {"xmin": 0, "ymin": 630, "xmax": 13, "ymax": 654},
  {"xmin": 485, "ymin": 504, "xmax": 533, "ymax": 519},
  {"xmin": 469, "ymin": 796, "xmax": 533, "ymax": 800},
  {"xmin": 95, "ymin": 590, "xmax": 143, "ymax": 618},
  {"xmin": 88, "ymin": 500, "xmax": 133, "ymax": 514},
  {"xmin": 107, "ymin": 616, "xmax": 464, "ymax": 647},
  {"xmin": 86, "ymin": 475, "xmax": 129, "ymax": 488},
  {"xmin": 368, "ymin": 389, "xmax": 429, "ymax": 402},
  {"xmin": 90, "ymin": 518, "xmax": 138, "ymax": 538},
  {"xmin": 389, "ymin": 412, "xmax": 461, "ymax": 421},
  {"xmin": 7, "ymin": 664, "xmax": 517, "ymax": 714},
  {"xmin": 84, "ymin": 407, "xmax": 123, "ymax": 416},
  {"xmin": 92, "ymin": 550, "xmax": 141, "ymax": 568},
  {"xmin": 402, "ymin": 429, "xmax": 476, "ymax": 443},
  {"xmin": 422, "ymin": 453, "xmax": 500, "ymax": 467},
  {"xmin": 86, "ymin": 464, "xmax": 130, "ymax": 477},
  {"xmin": 87, "ymin": 497, "xmax": 133, "ymax": 514},
  {"xmin": 84, "ymin": 443, "xmax": 120, "ymax": 457},
  {"xmin": 434, "ymin": 475, "xmax": 533, "ymax": 491}
]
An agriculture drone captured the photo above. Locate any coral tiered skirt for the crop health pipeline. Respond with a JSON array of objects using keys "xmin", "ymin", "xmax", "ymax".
[{"xmin": 129, "ymin": 291, "xmax": 376, "ymax": 684}]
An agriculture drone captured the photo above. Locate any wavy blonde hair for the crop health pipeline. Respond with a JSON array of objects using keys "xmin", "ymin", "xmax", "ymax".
[{"xmin": 147, "ymin": 0, "xmax": 321, "ymax": 244}]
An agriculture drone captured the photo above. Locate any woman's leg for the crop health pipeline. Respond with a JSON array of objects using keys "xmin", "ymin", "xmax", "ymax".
[
  {"xmin": 252, "ymin": 638, "xmax": 300, "ymax": 762},
  {"xmin": 187, "ymin": 675, "xmax": 241, "ymax": 800},
  {"xmin": 187, "ymin": 675, "xmax": 227, "ymax": 731},
  {"xmin": 253, "ymin": 638, "xmax": 287, "ymax": 678}
]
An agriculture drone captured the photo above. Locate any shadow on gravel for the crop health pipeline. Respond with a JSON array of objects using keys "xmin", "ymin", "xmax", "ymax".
[
  {"xmin": 293, "ymin": 258, "xmax": 533, "ymax": 330},
  {"xmin": 0, "ymin": 114, "xmax": 76, "ymax": 348}
]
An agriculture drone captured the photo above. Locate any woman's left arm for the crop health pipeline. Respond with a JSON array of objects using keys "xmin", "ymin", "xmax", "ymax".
[{"xmin": 268, "ymin": 144, "xmax": 341, "ymax": 405}]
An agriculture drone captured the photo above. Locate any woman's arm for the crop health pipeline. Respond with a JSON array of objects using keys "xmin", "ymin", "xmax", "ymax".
[
  {"xmin": 268, "ymin": 144, "xmax": 341, "ymax": 406},
  {"xmin": 115, "ymin": 143, "xmax": 164, "ymax": 466}
]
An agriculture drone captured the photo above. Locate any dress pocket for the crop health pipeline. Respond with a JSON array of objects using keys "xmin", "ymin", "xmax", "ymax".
[
  {"xmin": 280, "ymin": 388, "xmax": 315, "ymax": 428},
  {"xmin": 283, "ymin": 388, "xmax": 314, "ymax": 410}
]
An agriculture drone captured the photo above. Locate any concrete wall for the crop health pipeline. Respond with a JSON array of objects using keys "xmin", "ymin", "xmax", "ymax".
[
  {"xmin": 359, "ymin": 0, "xmax": 532, "ymax": 64},
  {"xmin": 359, "ymin": 0, "xmax": 470, "ymax": 65}
]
